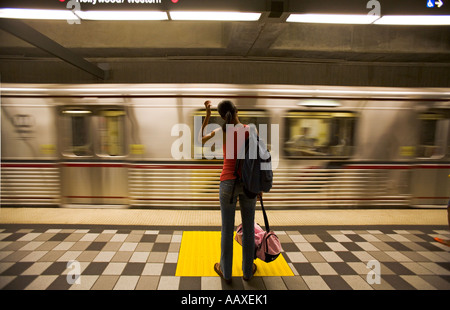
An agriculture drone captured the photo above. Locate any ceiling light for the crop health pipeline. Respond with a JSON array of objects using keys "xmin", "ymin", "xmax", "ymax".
[
  {"xmin": 374, "ymin": 15, "xmax": 450, "ymax": 25},
  {"xmin": 286, "ymin": 14, "xmax": 380, "ymax": 24},
  {"xmin": 169, "ymin": 11, "xmax": 261, "ymax": 21},
  {"xmin": 0, "ymin": 8, "xmax": 77, "ymax": 20},
  {"xmin": 62, "ymin": 110, "xmax": 92, "ymax": 114},
  {"xmin": 75, "ymin": 10, "xmax": 168, "ymax": 20},
  {"xmin": 298, "ymin": 100, "xmax": 341, "ymax": 107}
]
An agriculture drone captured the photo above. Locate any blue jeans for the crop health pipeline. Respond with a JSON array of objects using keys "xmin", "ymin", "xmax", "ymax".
[{"xmin": 219, "ymin": 179, "xmax": 256, "ymax": 280}]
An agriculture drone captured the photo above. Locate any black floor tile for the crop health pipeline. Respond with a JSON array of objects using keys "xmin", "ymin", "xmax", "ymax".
[
  {"xmin": 46, "ymin": 275, "xmax": 72, "ymax": 290},
  {"xmin": 3, "ymin": 233, "xmax": 26, "ymax": 242},
  {"xmin": 340, "ymin": 242, "xmax": 364, "ymax": 251},
  {"xmin": 322, "ymin": 275, "xmax": 353, "ymax": 290},
  {"xmin": 140, "ymin": 234, "xmax": 157, "ymax": 243},
  {"xmin": 280, "ymin": 243, "xmax": 298, "ymax": 252},
  {"xmin": 293, "ymin": 263, "xmax": 319, "ymax": 276},
  {"xmin": 86, "ymin": 242, "xmax": 107, "ymax": 251},
  {"xmin": 329, "ymin": 262, "xmax": 358, "ymax": 275},
  {"xmin": 152, "ymin": 243, "xmax": 170, "ymax": 252},
  {"xmin": 122, "ymin": 263, "xmax": 145, "ymax": 276},
  {"xmin": 162, "ymin": 263, "xmax": 177, "ymax": 276},
  {"xmin": 179, "ymin": 277, "xmax": 201, "ymax": 290},
  {"xmin": 382, "ymin": 275, "xmax": 416, "ymax": 290},
  {"xmin": 346, "ymin": 234, "xmax": 366, "ymax": 242},
  {"xmin": 385, "ymin": 242, "xmax": 413, "ymax": 252},
  {"xmin": 382, "ymin": 262, "xmax": 415, "ymax": 275},
  {"xmin": 3, "ymin": 275, "xmax": 37, "ymax": 290},
  {"xmin": 82, "ymin": 262, "xmax": 109, "ymax": 275},
  {"xmin": 49, "ymin": 233, "xmax": 71, "ymax": 242},
  {"xmin": 42, "ymin": 262, "xmax": 68, "ymax": 275},
  {"xmin": 336, "ymin": 251, "xmax": 361, "ymax": 262},
  {"xmin": 310, "ymin": 242, "xmax": 332, "ymax": 251},
  {"xmin": 1, "ymin": 262, "xmax": 34, "ymax": 275}
]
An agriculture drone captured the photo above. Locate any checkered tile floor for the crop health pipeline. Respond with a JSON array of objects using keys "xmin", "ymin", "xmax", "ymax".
[{"xmin": 0, "ymin": 224, "xmax": 449, "ymax": 290}]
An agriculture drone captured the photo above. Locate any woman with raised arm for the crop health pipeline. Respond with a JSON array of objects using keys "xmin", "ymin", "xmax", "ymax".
[{"xmin": 200, "ymin": 100, "xmax": 257, "ymax": 283}]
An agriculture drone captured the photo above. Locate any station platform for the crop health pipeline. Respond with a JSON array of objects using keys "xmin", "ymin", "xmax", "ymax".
[{"xmin": 0, "ymin": 207, "xmax": 449, "ymax": 292}]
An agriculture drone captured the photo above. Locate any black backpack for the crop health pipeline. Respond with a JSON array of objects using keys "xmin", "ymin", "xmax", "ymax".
[{"xmin": 229, "ymin": 125, "xmax": 273, "ymax": 203}]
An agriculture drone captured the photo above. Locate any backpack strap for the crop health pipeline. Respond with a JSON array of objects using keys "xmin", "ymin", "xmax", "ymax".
[
  {"xmin": 229, "ymin": 135, "xmax": 249, "ymax": 204},
  {"xmin": 259, "ymin": 194, "xmax": 270, "ymax": 232}
]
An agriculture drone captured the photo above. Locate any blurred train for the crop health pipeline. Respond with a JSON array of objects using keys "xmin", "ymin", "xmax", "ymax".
[{"xmin": 1, "ymin": 83, "xmax": 449, "ymax": 209}]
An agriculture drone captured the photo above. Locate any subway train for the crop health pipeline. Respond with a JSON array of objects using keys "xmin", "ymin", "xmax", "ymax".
[{"xmin": 1, "ymin": 83, "xmax": 450, "ymax": 209}]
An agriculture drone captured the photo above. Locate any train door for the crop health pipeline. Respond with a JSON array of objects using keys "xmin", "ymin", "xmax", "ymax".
[
  {"xmin": 411, "ymin": 109, "xmax": 450, "ymax": 207},
  {"xmin": 58, "ymin": 106, "xmax": 129, "ymax": 207}
]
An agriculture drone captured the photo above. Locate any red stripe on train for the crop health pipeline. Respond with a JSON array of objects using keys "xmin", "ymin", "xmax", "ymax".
[
  {"xmin": 1, "ymin": 197, "xmax": 56, "ymax": 200},
  {"xmin": 62, "ymin": 163, "xmax": 126, "ymax": 168},
  {"xmin": 64, "ymin": 196, "xmax": 127, "ymax": 199},
  {"xmin": 2, "ymin": 162, "xmax": 448, "ymax": 170},
  {"xmin": 345, "ymin": 164, "xmax": 450, "ymax": 170},
  {"xmin": 129, "ymin": 164, "xmax": 222, "ymax": 169},
  {"xmin": 134, "ymin": 197, "xmax": 409, "ymax": 201}
]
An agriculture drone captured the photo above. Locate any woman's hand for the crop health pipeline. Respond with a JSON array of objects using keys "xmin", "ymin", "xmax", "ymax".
[
  {"xmin": 204, "ymin": 100, "xmax": 211, "ymax": 117},
  {"xmin": 199, "ymin": 100, "xmax": 215, "ymax": 144}
]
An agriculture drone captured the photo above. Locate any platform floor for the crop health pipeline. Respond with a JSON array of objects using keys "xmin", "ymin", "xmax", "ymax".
[
  {"xmin": 0, "ymin": 207, "xmax": 447, "ymax": 226},
  {"xmin": 0, "ymin": 208, "xmax": 449, "ymax": 291}
]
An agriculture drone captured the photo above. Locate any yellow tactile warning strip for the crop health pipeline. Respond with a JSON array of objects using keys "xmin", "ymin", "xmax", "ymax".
[
  {"xmin": 175, "ymin": 231, "xmax": 294, "ymax": 277},
  {"xmin": 0, "ymin": 207, "xmax": 447, "ymax": 226}
]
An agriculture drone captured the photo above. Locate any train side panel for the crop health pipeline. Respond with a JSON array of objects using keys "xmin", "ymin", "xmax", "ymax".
[
  {"xmin": 1, "ymin": 98, "xmax": 60, "ymax": 205},
  {"xmin": 1, "ymin": 85, "xmax": 449, "ymax": 208}
]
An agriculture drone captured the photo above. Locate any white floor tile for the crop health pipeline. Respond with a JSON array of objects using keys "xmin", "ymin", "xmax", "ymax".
[
  {"xmin": 103, "ymin": 262, "xmax": 127, "ymax": 275},
  {"xmin": 302, "ymin": 275, "xmax": 330, "ymax": 290},
  {"xmin": 342, "ymin": 275, "xmax": 373, "ymax": 290},
  {"xmin": 130, "ymin": 251, "xmax": 150, "ymax": 263},
  {"xmin": 69, "ymin": 275, "xmax": 99, "ymax": 290},
  {"xmin": 312, "ymin": 263, "xmax": 338, "ymax": 275},
  {"xmin": 142, "ymin": 263, "xmax": 164, "ymax": 276},
  {"xmin": 119, "ymin": 242, "xmax": 138, "ymax": 251},
  {"xmin": 201, "ymin": 276, "xmax": 222, "ymax": 290},
  {"xmin": 286, "ymin": 252, "xmax": 308, "ymax": 263},
  {"xmin": 319, "ymin": 251, "xmax": 343, "ymax": 262},
  {"xmin": 157, "ymin": 276, "xmax": 180, "ymax": 290},
  {"xmin": 113, "ymin": 276, "xmax": 140, "ymax": 290},
  {"xmin": 401, "ymin": 275, "xmax": 437, "ymax": 290},
  {"xmin": 93, "ymin": 251, "xmax": 116, "ymax": 262},
  {"xmin": 325, "ymin": 242, "xmax": 348, "ymax": 252},
  {"xmin": 25, "ymin": 275, "xmax": 58, "ymax": 290},
  {"xmin": 331, "ymin": 234, "xmax": 352, "ymax": 242}
]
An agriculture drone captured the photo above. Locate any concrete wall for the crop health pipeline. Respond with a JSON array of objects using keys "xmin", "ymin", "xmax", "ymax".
[{"xmin": 1, "ymin": 58, "xmax": 449, "ymax": 87}]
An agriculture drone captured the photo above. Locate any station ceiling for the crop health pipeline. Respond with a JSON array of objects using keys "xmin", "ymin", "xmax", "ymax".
[{"xmin": 1, "ymin": 17, "xmax": 449, "ymax": 62}]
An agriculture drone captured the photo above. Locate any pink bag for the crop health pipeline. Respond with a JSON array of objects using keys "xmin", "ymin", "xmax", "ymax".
[
  {"xmin": 257, "ymin": 230, "xmax": 282, "ymax": 262},
  {"xmin": 235, "ymin": 222, "xmax": 264, "ymax": 246},
  {"xmin": 235, "ymin": 197, "xmax": 282, "ymax": 263}
]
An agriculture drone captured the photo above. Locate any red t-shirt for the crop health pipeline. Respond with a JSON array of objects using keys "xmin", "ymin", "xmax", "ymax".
[{"xmin": 220, "ymin": 124, "xmax": 249, "ymax": 181}]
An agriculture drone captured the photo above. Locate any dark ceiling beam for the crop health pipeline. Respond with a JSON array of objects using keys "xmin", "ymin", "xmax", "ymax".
[{"xmin": 0, "ymin": 18, "xmax": 106, "ymax": 80}]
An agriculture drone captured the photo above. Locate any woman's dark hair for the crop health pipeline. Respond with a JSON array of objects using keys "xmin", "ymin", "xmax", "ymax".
[{"xmin": 217, "ymin": 100, "xmax": 237, "ymax": 131}]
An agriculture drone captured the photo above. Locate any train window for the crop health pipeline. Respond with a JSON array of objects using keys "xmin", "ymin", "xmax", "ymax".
[
  {"xmin": 284, "ymin": 111, "xmax": 356, "ymax": 158},
  {"xmin": 61, "ymin": 109, "xmax": 93, "ymax": 157},
  {"xmin": 98, "ymin": 110, "xmax": 126, "ymax": 156},
  {"xmin": 417, "ymin": 113, "xmax": 450, "ymax": 158},
  {"xmin": 193, "ymin": 110, "xmax": 270, "ymax": 159}
]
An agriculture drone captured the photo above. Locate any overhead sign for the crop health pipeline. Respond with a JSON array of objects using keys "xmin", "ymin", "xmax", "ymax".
[
  {"xmin": 427, "ymin": 0, "xmax": 445, "ymax": 8},
  {"xmin": 288, "ymin": 0, "xmax": 450, "ymax": 15},
  {"xmin": 0, "ymin": 0, "xmax": 266, "ymax": 12}
]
